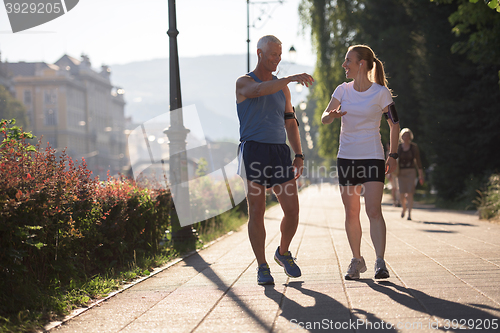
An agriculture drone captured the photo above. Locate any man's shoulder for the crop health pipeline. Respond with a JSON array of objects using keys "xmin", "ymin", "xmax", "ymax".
[
  {"xmin": 237, "ymin": 74, "xmax": 253, "ymax": 81},
  {"xmin": 236, "ymin": 73, "xmax": 257, "ymax": 85}
]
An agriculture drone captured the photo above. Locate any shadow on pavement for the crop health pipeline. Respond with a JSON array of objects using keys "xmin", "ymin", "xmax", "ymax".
[
  {"xmin": 421, "ymin": 221, "xmax": 476, "ymax": 227},
  {"xmin": 420, "ymin": 230, "xmax": 457, "ymax": 233},
  {"xmin": 265, "ymin": 281, "xmax": 397, "ymax": 332},
  {"xmin": 182, "ymin": 252, "xmax": 273, "ymax": 331},
  {"xmin": 363, "ymin": 280, "xmax": 500, "ymax": 332}
]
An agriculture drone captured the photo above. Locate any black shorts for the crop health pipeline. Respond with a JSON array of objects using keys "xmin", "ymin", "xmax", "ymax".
[
  {"xmin": 337, "ymin": 158, "xmax": 385, "ymax": 186},
  {"xmin": 237, "ymin": 141, "xmax": 295, "ymax": 188}
]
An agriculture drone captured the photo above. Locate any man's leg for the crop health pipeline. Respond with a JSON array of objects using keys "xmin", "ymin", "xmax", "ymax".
[
  {"xmin": 246, "ymin": 180, "xmax": 267, "ymax": 265},
  {"xmin": 273, "ymin": 178, "xmax": 300, "ymax": 254},
  {"xmin": 273, "ymin": 178, "xmax": 302, "ymax": 277}
]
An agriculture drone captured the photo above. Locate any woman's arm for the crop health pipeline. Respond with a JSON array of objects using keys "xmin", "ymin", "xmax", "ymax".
[
  {"xmin": 385, "ymin": 105, "xmax": 400, "ymax": 174},
  {"xmin": 321, "ymin": 96, "xmax": 346, "ymax": 124}
]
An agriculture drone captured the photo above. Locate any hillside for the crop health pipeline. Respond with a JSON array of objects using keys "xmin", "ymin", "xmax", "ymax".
[{"xmin": 110, "ymin": 54, "xmax": 313, "ymax": 141}]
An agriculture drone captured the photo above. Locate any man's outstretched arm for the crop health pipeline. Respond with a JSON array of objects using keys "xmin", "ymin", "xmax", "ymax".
[{"xmin": 236, "ymin": 73, "xmax": 314, "ymax": 103}]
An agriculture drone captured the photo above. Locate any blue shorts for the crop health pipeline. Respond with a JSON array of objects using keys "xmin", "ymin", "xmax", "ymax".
[
  {"xmin": 237, "ymin": 141, "xmax": 295, "ymax": 188},
  {"xmin": 337, "ymin": 158, "xmax": 385, "ymax": 186}
]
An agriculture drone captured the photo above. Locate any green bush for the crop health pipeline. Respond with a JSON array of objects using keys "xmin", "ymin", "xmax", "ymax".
[
  {"xmin": 476, "ymin": 174, "xmax": 500, "ymax": 220},
  {"xmin": 0, "ymin": 119, "xmax": 172, "ymax": 330},
  {"xmin": 0, "ymin": 119, "xmax": 249, "ymax": 331}
]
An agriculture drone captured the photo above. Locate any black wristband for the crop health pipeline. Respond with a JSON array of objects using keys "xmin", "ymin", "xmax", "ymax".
[
  {"xmin": 295, "ymin": 153, "xmax": 305, "ymax": 160},
  {"xmin": 389, "ymin": 153, "xmax": 399, "ymax": 159}
]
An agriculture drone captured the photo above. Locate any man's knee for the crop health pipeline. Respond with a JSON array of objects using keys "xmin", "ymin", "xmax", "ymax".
[
  {"xmin": 274, "ymin": 180, "xmax": 297, "ymax": 197},
  {"xmin": 248, "ymin": 200, "xmax": 266, "ymax": 219}
]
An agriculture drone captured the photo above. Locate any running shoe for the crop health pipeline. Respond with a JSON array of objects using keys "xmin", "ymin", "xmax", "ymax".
[
  {"xmin": 345, "ymin": 257, "xmax": 367, "ymax": 280},
  {"xmin": 274, "ymin": 247, "xmax": 301, "ymax": 278},
  {"xmin": 257, "ymin": 263, "xmax": 274, "ymax": 285},
  {"xmin": 374, "ymin": 258, "xmax": 390, "ymax": 279}
]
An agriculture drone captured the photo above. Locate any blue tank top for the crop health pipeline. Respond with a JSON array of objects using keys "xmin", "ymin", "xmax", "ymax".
[{"xmin": 237, "ymin": 72, "xmax": 286, "ymax": 144}]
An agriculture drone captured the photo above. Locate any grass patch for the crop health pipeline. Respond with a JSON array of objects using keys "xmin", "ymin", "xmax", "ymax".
[
  {"xmin": 194, "ymin": 189, "xmax": 283, "ymax": 246},
  {"xmin": 196, "ymin": 205, "xmax": 248, "ymax": 246},
  {"xmin": 385, "ymin": 181, "xmax": 481, "ymax": 211},
  {"xmin": 0, "ymin": 206, "xmax": 249, "ymax": 333},
  {"xmin": 413, "ymin": 189, "xmax": 437, "ymax": 206},
  {"xmin": 475, "ymin": 174, "xmax": 500, "ymax": 220},
  {"xmin": 0, "ymin": 248, "xmax": 177, "ymax": 333}
]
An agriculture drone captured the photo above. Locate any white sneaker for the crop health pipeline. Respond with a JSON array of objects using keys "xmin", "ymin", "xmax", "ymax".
[{"xmin": 345, "ymin": 257, "xmax": 367, "ymax": 280}]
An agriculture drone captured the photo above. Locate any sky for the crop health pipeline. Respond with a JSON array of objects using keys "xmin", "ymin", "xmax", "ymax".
[{"xmin": 0, "ymin": 0, "xmax": 315, "ymax": 68}]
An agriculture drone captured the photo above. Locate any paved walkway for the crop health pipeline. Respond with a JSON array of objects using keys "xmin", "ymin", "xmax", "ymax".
[{"xmin": 50, "ymin": 184, "xmax": 500, "ymax": 332}]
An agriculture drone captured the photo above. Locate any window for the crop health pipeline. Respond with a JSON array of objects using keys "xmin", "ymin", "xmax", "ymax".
[
  {"xmin": 44, "ymin": 89, "xmax": 57, "ymax": 104},
  {"xmin": 24, "ymin": 90, "xmax": 32, "ymax": 105},
  {"xmin": 27, "ymin": 110, "xmax": 34, "ymax": 126},
  {"xmin": 44, "ymin": 108, "xmax": 58, "ymax": 126}
]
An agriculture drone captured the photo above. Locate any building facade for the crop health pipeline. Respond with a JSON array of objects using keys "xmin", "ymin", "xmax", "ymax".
[{"xmin": 5, "ymin": 54, "xmax": 127, "ymax": 179}]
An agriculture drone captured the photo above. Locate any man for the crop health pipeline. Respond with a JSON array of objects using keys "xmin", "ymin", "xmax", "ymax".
[{"xmin": 235, "ymin": 35, "xmax": 314, "ymax": 285}]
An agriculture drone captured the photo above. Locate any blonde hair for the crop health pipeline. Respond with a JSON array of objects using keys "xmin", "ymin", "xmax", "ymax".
[
  {"xmin": 400, "ymin": 128, "xmax": 414, "ymax": 142},
  {"xmin": 348, "ymin": 45, "xmax": 390, "ymax": 90}
]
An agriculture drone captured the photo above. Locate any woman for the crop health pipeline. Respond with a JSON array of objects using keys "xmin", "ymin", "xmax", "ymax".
[
  {"xmin": 321, "ymin": 45, "xmax": 400, "ymax": 280},
  {"xmin": 398, "ymin": 128, "xmax": 424, "ymax": 221}
]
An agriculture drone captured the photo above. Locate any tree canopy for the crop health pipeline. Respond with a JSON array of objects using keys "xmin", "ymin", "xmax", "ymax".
[
  {"xmin": 300, "ymin": 0, "xmax": 500, "ymax": 202},
  {"xmin": 0, "ymin": 85, "xmax": 28, "ymax": 129}
]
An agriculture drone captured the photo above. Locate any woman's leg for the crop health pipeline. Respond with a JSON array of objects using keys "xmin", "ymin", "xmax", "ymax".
[
  {"xmin": 401, "ymin": 192, "xmax": 407, "ymax": 217},
  {"xmin": 363, "ymin": 182, "xmax": 386, "ymax": 259},
  {"xmin": 406, "ymin": 192, "xmax": 414, "ymax": 220},
  {"xmin": 340, "ymin": 185, "xmax": 362, "ymax": 258}
]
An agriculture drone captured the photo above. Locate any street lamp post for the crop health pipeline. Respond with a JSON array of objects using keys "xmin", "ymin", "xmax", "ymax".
[
  {"xmin": 164, "ymin": 0, "xmax": 197, "ymax": 249},
  {"xmin": 246, "ymin": 0, "xmax": 286, "ymax": 72},
  {"xmin": 247, "ymin": 0, "xmax": 251, "ymax": 72}
]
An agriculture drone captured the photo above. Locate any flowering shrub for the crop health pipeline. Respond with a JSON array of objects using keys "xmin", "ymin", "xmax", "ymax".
[{"xmin": 0, "ymin": 119, "xmax": 171, "ymax": 320}]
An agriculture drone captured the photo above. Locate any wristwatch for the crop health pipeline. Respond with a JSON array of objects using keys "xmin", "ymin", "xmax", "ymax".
[
  {"xmin": 389, "ymin": 153, "xmax": 399, "ymax": 159},
  {"xmin": 295, "ymin": 153, "xmax": 305, "ymax": 160}
]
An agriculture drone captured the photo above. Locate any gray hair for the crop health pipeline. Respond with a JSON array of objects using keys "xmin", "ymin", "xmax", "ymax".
[{"xmin": 257, "ymin": 35, "xmax": 282, "ymax": 53}]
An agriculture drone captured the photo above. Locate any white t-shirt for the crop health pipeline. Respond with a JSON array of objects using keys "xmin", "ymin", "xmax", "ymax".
[{"xmin": 332, "ymin": 81, "xmax": 393, "ymax": 160}]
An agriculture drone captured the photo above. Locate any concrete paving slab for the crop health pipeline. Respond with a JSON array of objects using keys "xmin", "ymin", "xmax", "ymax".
[{"xmin": 51, "ymin": 184, "xmax": 500, "ymax": 333}]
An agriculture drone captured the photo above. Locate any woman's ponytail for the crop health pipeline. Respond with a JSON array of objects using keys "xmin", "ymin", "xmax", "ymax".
[
  {"xmin": 373, "ymin": 57, "xmax": 388, "ymax": 88},
  {"xmin": 349, "ymin": 45, "xmax": 392, "ymax": 95}
]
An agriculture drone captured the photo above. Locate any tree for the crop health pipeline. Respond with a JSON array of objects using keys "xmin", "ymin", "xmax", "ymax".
[
  {"xmin": 470, "ymin": 0, "xmax": 500, "ymax": 12},
  {"xmin": 299, "ymin": 0, "xmax": 363, "ymax": 160},
  {"xmin": 300, "ymin": 0, "xmax": 500, "ymax": 203},
  {"xmin": 452, "ymin": 0, "xmax": 500, "ymax": 88},
  {"xmin": 420, "ymin": 0, "xmax": 500, "ymax": 200},
  {"xmin": 354, "ymin": 0, "xmax": 423, "ymax": 148},
  {"xmin": 0, "ymin": 85, "xmax": 28, "ymax": 128}
]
